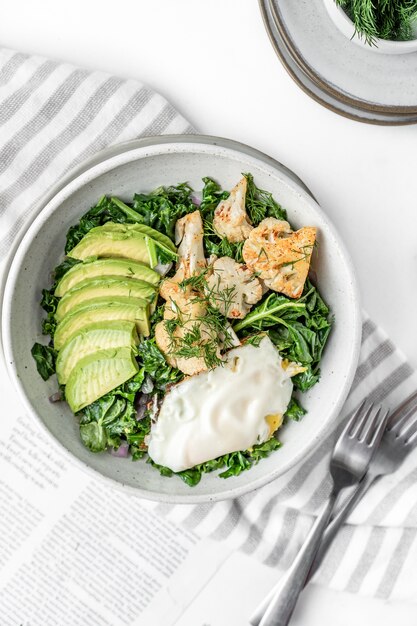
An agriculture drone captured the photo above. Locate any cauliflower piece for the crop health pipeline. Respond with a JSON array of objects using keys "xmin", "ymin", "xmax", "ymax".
[
  {"xmin": 155, "ymin": 319, "xmax": 218, "ymax": 376},
  {"xmin": 157, "ymin": 277, "xmax": 213, "ymax": 376},
  {"xmin": 156, "ymin": 210, "xmax": 221, "ymax": 376},
  {"xmin": 242, "ymin": 217, "xmax": 316, "ymax": 299},
  {"xmin": 213, "ymin": 177, "xmax": 253, "ymax": 243},
  {"xmin": 161, "ymin": 281, "xmax": 206, "ymax": 320},
  {"xmin": 156, "ymin": 286, "xmax": 220, "ymax": 376},
  {"xmin": 205, "ymin": 257, "xmax": 262, "ymax": 319},
  {"xmin": 174, "ymin": 210, "xmax": 206, "ymax": 281}
]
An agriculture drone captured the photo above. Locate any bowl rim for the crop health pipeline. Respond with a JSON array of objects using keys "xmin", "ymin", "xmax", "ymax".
[
  {"xmin": 1, "ymin": 134, "xmax": 362, "ymax": 503},
  {"xmin": 323, "ymin": 0, "xmax": 417, "ymax": 53}
]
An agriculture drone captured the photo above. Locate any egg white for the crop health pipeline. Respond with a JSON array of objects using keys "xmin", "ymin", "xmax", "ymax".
[{"xmin": 147, "ymin": 336, "xmax": 294, "ymax": 473}]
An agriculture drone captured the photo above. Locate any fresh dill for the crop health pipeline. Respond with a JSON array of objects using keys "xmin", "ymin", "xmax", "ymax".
[
  {"xmin": 337, "ymin": 0, "xmax": 417, "ymax": 44},
  {"xmin": 244, "ymin": 173, "xmax": 287, "ymax": 224},
  {"xmin": 164, "ymin": 270, "xmax": 236, "ymax": 370},
  {"xmin": 280, "ymin": 244, "xmax": 315, "ymax": 269},
  {"xmin": 178, "ymin": 268, "xmax": 210, "ymax": 292}
]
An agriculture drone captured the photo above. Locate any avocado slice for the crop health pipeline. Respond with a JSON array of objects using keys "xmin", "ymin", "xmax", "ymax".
[
  {"xmin": 54, "ymin": 296, "xmax": 150, "ymax": 350},
  {"xmin": 100, "ymin": 219, "xmax": 177, "ymax": 256},
  {"xmin": 67, "ymin": 227, "xmax": 158, "ymax": 267},
  {"xmin": 56, "ymin": 320, "xmax": 139, "ymax": 384},
  {"xmin": 55, "ymin": 258, "xmax": 160, "ymax": 296},
  {"xmin": 55, "ymin": 276, "xmax": 157, "ymax": 322},
  {"xmin": 65, "ymin": 347, "xmax": 139, "ymax": 413},
  {"xmin": 100, "ymin": 219, "xmax": 177, "ymax": 251}
]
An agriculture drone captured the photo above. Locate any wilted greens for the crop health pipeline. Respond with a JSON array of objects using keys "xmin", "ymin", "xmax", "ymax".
[
  {"xmin": 31, "ymin": 343, "xmax": 57, "ymax": 381},
  {"xmin": 32, "ymin": 175, "xmax": 332, "ymax": 486},
  {"xmin": 234, "ymin": 280, "xmax": 332, "ymax": 392},
  {"xmin": 79, "ymin": 370, "xmax": 145, "ymax": 453}
]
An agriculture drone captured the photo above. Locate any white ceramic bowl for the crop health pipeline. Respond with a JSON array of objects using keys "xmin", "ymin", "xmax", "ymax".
[
  {"xmin": 323, "ymin": 0, "xmax": 417, "ymax": 55},
  {"xmin": 1, "ymin": 135, "xmax": 361, "ymax": 503}
]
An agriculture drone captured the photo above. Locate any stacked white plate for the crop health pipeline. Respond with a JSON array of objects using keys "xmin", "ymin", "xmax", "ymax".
[{"xmin": 259, "ymin": 0, "xmax": 417, "ymax": 124}]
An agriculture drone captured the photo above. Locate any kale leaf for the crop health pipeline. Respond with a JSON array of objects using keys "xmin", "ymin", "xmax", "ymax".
[
  {"xmin": 150, "ymin": 436, "xmax": 282, "ymax": 486},
  {"xmin": 53, "ymin": 257, "xmax": 82, "ymax": 282},
  {"xmin": 137, "ymin": 338, "xmax": 184, "ymax": 393},
  {"xmin": 131, "ymin": 183, "xmax": 197, "ymax": 240},
  {"xmin": 65, "ymin": 196, "xmax": 130, "ymax": 253},
  {"xmin": 200, "ymin": 174, "xmax": 287, "ymax": 263},
  {"xmin": 244, "ymin": 173, "xmax": 287, "ymax": 223},
  {"xmin": 284, "ymin": 397, "xmax": 307, "ymax": 422},
  {"xmin": 65, "ymin": 186, "xmax": 196, "ymax": 253},
  {"xmin": 40, "ymin": 288, "xmax": 59, "ymax": 337},
  {"xmin": 200, "ymin": 177, "xmax": 243, "ymax": 262},
  {"xmin": 38, "ymin": 258, "xmax": 82, "ymax": 340},
  {"xmin": 233, "ymin": 280, "xmax": 332, "ymax": 392},
  {"xmin": 31, "ymin": 343, "xmax": 58, "ymax": 381},
  {"xmin": 79, "ymin": 370, "xmax": 145, "ymax": 453}
]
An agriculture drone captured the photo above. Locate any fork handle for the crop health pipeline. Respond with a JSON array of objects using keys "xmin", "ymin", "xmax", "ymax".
[
  {"xmin": 251, "ymin": 473, "xmax": 377, "ymax": 625},
  {"xmin": 306, "ymin": 470, "xmax": 377, "ymax": 582},
  {"xmin": 250, "ymin": 489, "xmax": 338, "ymax": 626}
]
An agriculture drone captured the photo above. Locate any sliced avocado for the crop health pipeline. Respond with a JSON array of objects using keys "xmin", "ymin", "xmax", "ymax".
[
  {"xmin": 55, "ymin": 276, "xmax": 157, "ymax": 322},
  {"xmin": 54, "ymin": 296, "xmax": 150, "ymax": 349},
  {"xmin": 67, "ymin": 227, "xmax": 158, "ymax": 267},
  {"xmin": 56, "ymin": 320, "xmax": 139, "ymax": 384},
  {"xmin": 65, "ymin": 347, "xmax": 138, "ymax": 413},
  {"xmin": 101, "ymin": 218, "xmax": 177, "ymax": 254},
  {"xmin": 55, "ymin": 258, "xmax": 160, "ymax": 296}
]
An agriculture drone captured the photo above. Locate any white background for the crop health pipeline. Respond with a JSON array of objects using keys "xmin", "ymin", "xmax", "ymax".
[
  {"xmin": 1, "ymin": 0, "xmax": 416, "ymax": 368},
  {"xmin": 1, "ymin": 1, "xmax": 416, "ymax": 624}
]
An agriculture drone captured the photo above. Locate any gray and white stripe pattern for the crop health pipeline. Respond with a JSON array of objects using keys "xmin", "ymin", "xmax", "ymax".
[
  {"xmin": 0, "ymin": 48, "xmax": 193, "ymax": 262},
  {"xmin": 163, "ymin": 316, "xmax": 417, "ymax": 601},
  {"xmin": 1, "ymin": 47, "xmax": 416, "ymax": 604}
]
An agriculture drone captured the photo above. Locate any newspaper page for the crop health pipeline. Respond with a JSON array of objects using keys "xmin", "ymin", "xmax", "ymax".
[{"xmin": 0, "ymin": 352, "xmax": 234, "ymax": 626}]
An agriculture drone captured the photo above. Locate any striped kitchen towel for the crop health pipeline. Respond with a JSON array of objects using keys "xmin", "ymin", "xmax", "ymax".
[
  {"xmin": 1, "ymin": 47, "xmax": 417, "ymax": 604},
  {"xmin": 159, "ymin": 317, "xmax": 417, "ymax": 601}
]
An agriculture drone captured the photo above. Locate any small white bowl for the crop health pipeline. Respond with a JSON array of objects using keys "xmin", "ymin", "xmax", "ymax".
[
  {"xmin": 1, "ymin": 135, "xmax": 361, "ymax": 504},
  {"xmin": 323, "ymin": 0, "xmax": 417, "ymax": 55}
]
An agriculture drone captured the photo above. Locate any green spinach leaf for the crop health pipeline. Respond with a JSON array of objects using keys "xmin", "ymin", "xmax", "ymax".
[
  {"xmin": 31, "ymin": 343, "xmax": 57, "ymax": 381},
  {"xmin": 150, "ymin": 436, "xmax": 282, "ymax": 486},
  {"xmin": 79, "ymin": 370, "xmax": 145, "ymax": 453},
  {"xmin": 137, "ymin": 339, "xmax": 184, "ymax": 392},
  {"xmin": 284, "ymin": 397, "xmax": 307, "ymax": 421},
  {"xmin": 244, "ymin": 172, "xmax": 287, "ymax": 223},
  {"xmin": 234, "ymin": 280, "xmax": 332, "ymax": 392},
  {"xmin": 132, "ymin": 183, "xmax": 196, "ymax": 240}
]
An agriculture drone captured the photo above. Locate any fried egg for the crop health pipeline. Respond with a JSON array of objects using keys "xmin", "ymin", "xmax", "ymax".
[{"xmin": 147, "ymin": 336, "xmax": 294, "ymax": 473}]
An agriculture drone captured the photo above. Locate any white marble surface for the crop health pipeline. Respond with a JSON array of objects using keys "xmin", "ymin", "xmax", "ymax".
[{"xmin": 1, "ymin": 1, "xmax": 416, "ymax": 623}]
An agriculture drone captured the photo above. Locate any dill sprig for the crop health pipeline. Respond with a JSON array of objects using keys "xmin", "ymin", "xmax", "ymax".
[
  {"xmin": 244, "ymin": 173, "xmax": 287, "ymax": 224},
  {"xmin": 200, "ymin": 174, "xmax": 286, "ymax": 264},
  {"xmin": 337, "ymin": 0, "xmax": 417, "ymax": 44},
  {"xmin": 163, "ymin": 272, "xmax": 236, "ymax": 370}
]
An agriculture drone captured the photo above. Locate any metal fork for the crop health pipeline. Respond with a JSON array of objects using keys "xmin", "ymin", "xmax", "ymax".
[
  {"xmin": 306, "ymin": 389, "xmax": 417, "ymax": 580},
  {"xmin": 250, "ymin": 390, "xmax": 417, "ymax": 623},
  {"xmin": 250, "ymin": 401, "xmax": 390, "ymax": 626}
]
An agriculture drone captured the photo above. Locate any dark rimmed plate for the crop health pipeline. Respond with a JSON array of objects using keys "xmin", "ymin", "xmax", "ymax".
[{"xmin": 259, "ymin": 0, "xmax": 417, "ymax": 124}]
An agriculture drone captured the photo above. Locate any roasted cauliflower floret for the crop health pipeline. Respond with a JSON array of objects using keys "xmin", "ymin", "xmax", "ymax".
[
  {"xmin": 205, "ymin": 257, "xmax": 262, "ymax": 319},
  {"xmin": 174, "ymin": 210, "xmax": 206, "ymax": 281},
  {"xmin": 242, "ymin": 218, "xmax": 316, "ymax": 299},
  {"xmin": 156, "ymin": 283, "xmax": 216, "ymax": 377},
  {"xmin": 155, "ymin": 318, "xmax": 219, "ymax": 376},
  {"xmin": 213, "ymin": 177, "xmax": 253, "ymax": 243},
  {"xmin": 161, "ymin": 281, "xmax": 206, "ymax": 321},
  {"xmin": 156, "ymin": 210, "xmax": 220, "ymax": 376}
]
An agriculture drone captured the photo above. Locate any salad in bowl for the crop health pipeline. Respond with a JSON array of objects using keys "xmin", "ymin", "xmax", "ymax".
[{"xmin": 31, "ymin": 173, "xmax": 332, "ymax": 487}]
